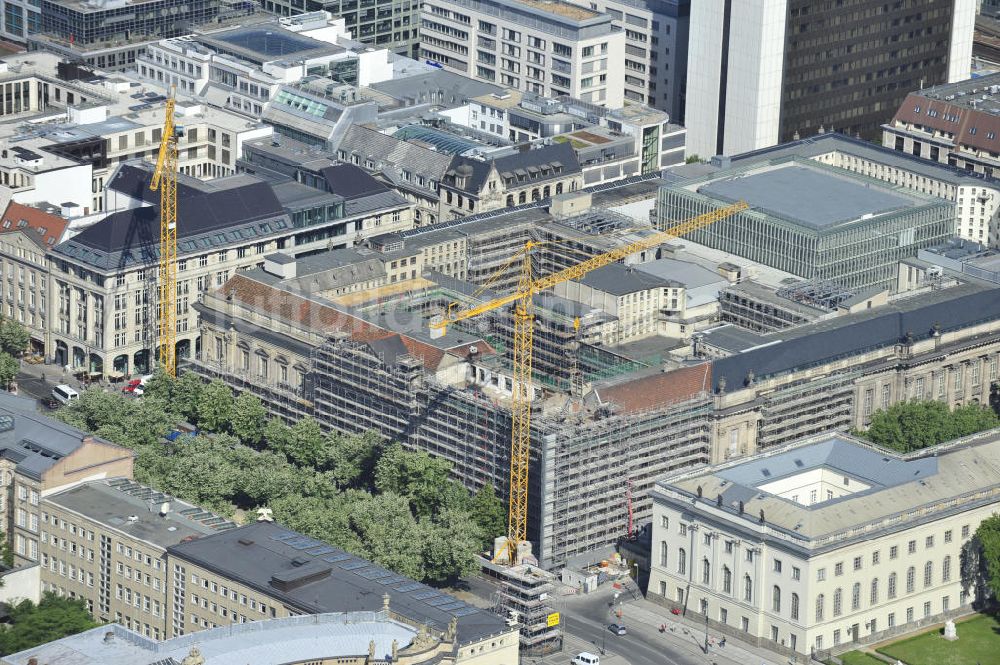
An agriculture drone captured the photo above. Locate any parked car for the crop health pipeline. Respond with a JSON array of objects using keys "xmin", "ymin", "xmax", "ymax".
[
  {"xmin": 41, "ymin": 396, "xmax": 59, "ymax": 410},
  {"xmin": 608, "ymin": 623, "xmax": 627, "ymax": 636},
  {"xmin": 572, "ymin": 653, "xmax": 600, "ymax": 665},
  {"xmin": 164, "ymin": 429, "xmax": 198, "ymax": 443},
  {"xmin": 51, "ymin": 385, "xmax": 79, "ymax": 405}
]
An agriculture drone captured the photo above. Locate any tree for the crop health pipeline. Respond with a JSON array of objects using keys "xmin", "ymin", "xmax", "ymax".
[
  {"xmin": 231, "ymin": 393, "xmax": 267, "ymax": 445},
  {"xmin": 278, "ymin": 417, "xmax": 326, "ymax": 467},
  {"xmin": 173, "ymin": 371, "xmax": 205, "ymax": 423},
  {"xmin": 0, "ymin": 318, "xmax": 29, "ymax": 357},
  {"xmin": 196, "ymin": 380, "xmax": 234, "ymax": 433},
  {"xmin": 141, "ymin": 365, "xmax": 175, "ymax": 402},
  {"xmin": 263, "ymin": 417, "xmax": 291, "ymax": 451},
  {"xmin": 375, "ymin": 444, "xmax": 454, "ymax": 518},
  {"xmin": 420, "ymin": 507, "xmax": 485, "ymax": 585},
  {"xmin": 971, "ymin": 514, "xmax": 1000, "ymax": 603},
  {"xmin": 326, "ymin": 431, "xmax": 380, "ymax": 489},
  {"xmin": 0, "ymin": 353, "xmax": 17, "ymax": 390},
  {"xmin": 856, "ymin": 400, "xmax": 1000, "ymax": 452},
  {"xmin": 0, "ymin": 593, "xmax": 99, "ymax": 655},
  {"xmin": 270, "ymin": 493, "xmax": 362, "ymax": 554},
  {"xmin": 348, "ymin": 492, "xmax": 424, "ymax": 580},
  {"xmin": 470, "ymin": 484, "xmax": 506, "ymax": 549}
]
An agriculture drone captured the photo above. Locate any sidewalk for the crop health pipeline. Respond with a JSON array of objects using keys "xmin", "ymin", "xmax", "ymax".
[{"xmin": 622, "ymin": 599, "xmax": 791, "ymax": 665}]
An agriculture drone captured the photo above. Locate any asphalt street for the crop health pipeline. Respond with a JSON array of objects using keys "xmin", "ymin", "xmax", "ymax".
[{"xmin": 459, "ymin": 574, "xmax": 786, "ymax": 665}]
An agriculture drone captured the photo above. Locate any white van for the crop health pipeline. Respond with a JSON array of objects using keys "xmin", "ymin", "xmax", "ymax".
[
  {"xmin": 51, "ymin": 385, "xmax": 79, "ymax": 405},
  {"xmin": 572, "ymin": 653, "xmax": 600, "ymax": 665}
]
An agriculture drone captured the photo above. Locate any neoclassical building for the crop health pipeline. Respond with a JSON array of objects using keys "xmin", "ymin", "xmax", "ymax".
[{"xmin": 649, "ymin": 431, "xmax": 1000, "ymax": 662}]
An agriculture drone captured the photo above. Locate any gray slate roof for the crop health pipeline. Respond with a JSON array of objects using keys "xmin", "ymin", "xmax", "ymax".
[
  {"xmin": 443, "ymin": 142, "xmax": 580, "ymax": 196},
  {"xmin": 336, "ymin": 124, "xmax": 452, "ymax": 190},
  {"xmin": 167, "ymin": 521, "xmax": 509, "ymax": 645},
  {"xmin": 711, "ymin": 286, "xmax": 1000, "ymax": 390},
  {"xmin": 0, "ymin": 393, "xmax": 120, "ymax": 481}
]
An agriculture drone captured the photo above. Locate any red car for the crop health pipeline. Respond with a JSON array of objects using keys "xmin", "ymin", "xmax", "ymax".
[{"xmin": 122, "ymin": 379, "xmax": 144, "ymax": 395}]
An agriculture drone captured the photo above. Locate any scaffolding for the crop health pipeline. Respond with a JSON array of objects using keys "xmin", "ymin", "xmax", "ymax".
[{"xmin": 776, "ymin": 279, "xmax": 857, "ymax": 311}]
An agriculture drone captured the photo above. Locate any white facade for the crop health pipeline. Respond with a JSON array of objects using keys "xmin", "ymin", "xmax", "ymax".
[
  {"xmin": 564, "ymin": 0, "xmax": 689, "ymax": 119},
  {"xmin": 685, "ymin": 0, "xmax": 785, "ymax": 159},
  {"xmin": 420, "ymin": 0, "xmax": 625, "ymax": 108},
  {"xmin": 949, "ymin": 0, "xmax": 977, "ymax": 83},
  {"xmin": 649, "ymin": 433, "xmax": 1000, "ymax": 661}
]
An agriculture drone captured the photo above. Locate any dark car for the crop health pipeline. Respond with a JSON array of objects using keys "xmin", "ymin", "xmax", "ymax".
[
  {"xmin": 608, "ymin": 623, "xmax": 627, "ymax": 636},
  {"xmin": 41, "ymin": 397, "xmax": 59, "ymax": 410}
]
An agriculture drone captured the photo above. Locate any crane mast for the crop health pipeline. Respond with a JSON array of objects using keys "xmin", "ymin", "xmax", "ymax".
[
  {"xmin": 432, "ymin": 200, "xmax": 749, "ymax": 565},
  {"xmin": 150, "ymin": 92, "xmax": 178, "ymax": 377}
]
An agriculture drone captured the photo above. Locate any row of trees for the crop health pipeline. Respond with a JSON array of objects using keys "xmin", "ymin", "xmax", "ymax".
[
  {"xmin": 853, "ymin": 400, "xmax": 1000, "ymax": 452},
  {"xmin": 0, "ymin": 318, "xmax": 29, "ymax": 388},
  {"xmin": 55, "ymin": 372, "xmax": 505, "ymax": 585},
  {"xmin": 0, "ymin": 594, "xmax": 98, "ymax": 655}
]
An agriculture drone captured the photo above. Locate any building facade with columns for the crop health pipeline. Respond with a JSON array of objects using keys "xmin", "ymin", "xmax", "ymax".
[
  {"xmin": 45, "ymin": 160, "xmax": 412, "ymax": 377},
  {"xmin": 649, "ymin": 431, "xmax": 1000, "ymax": 662}
]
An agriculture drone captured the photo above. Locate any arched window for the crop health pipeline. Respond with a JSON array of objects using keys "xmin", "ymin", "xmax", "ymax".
[
  {"xmin": 702, "ymin": 558, "xmax": 710, "ymax": 585},
  {"xmin": 833, "ymin": 588, "xmax": 843, "ymax": 616},
  {"xmin": 791, "ymin": 592, "xmax": 799, "ymax": 620},
  {"xmin": 772, "ymin": 585, "xmax": 781, "ymax": 613},
  {"xmin": 506, "ymin": 194, "xmax": 515, "ymax": 207},
  {"xmin": 888, "ymin": 572, "xmax": 898, "ymax": 599},
  {"xmin": 677, "ymin": 548, "xmax": 686, "ymax": 575},
  {"xmin": 924, "ymin": 560, "xmax": 933, "ymax": 588},
  {"xmin": 518, "ymin": 191, "xmax": 526, "ymax": 204},
  {"xmin": 942, "ymin": 555, "xmax": 952, "ymax": 583},
  {"xmin": 906, "ymin": 566, "xmax": 915, "ymax": 593},
  {"xmin": 870, "ymin": 578, "xmax": 879, "ymax": 605},
  {"xmin": 659, "ymin": 541, "xmax": 668, "ymax": 567},
  {"xmin": 815, "ymin": 593, "xmax": 825, "ymax": 621},
  {"xmin": 722, "ymin": 566, "xmax": 732, "ymax": 594},
  {"xmin": 531, "ymin": 188, "xmax": 540, "ymax": 201},
  {"xmin": 851, "ymin": 582, "xmax": 861, "ymax": 610},
  {"xmin": 556, "ymin": 182, "xmax": 564, "ymax": 195},
  {"xmin": 543, "ymin": 185, "xmax": 550, "ymax": 197},
  {"xmin": 743, "ymin": 574, "xmax": 752, "ymax": 602}
]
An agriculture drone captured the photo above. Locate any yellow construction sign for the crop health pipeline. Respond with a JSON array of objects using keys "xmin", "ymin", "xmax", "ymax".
[{"xmin": 546, "ymin": 612, "xmax": 560, "ymax": 627}]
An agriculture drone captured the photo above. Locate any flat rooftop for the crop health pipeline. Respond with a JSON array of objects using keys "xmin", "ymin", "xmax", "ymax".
[
  {"xmin": 202, "ymin": 26, "xmax": 335, "ymax": 61},
  {"xmin": 698, "ymin": 164, "xmax": 917, "ymax": 229},
  {"xmin": 47, "ymin": 478, "xmax": 235, "ymax": 547},
  {"xmin": 911, "ymin": 70, "xmax": 1000, "ymax": 113},
  {"xmin": 512, "ymin": 0, "xmax": 601, "ymax": 20}
]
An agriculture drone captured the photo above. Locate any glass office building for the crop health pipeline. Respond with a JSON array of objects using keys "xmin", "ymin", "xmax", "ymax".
[{"xmin": 656, "ymin": 159, "xmax": 954, "ymax": 291}]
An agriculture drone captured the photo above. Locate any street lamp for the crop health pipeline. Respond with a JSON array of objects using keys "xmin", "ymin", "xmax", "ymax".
[{"xmin": 703, "ymin": 612, "xmax": 710, "ymax": 653}]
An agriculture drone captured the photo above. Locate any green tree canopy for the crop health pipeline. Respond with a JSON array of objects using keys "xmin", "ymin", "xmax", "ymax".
[
  {"xmin": 326, "ymin": 430, "xmax": 380, "ymax": 489},
  {"xmin": 375, "ymin": 443, "xmax": 454, "ymax": 517},
  {"xmin": 231, "ymin": 393, "xmax": 267, "ymax": 445},
  {"xmin": 53, "ymin": 383, "xmax": 486, "ymax": 586},
  {"xmin": 196, "ymin": 380, "xmax": 234, "ymax": 433},
  {"xmin": 0, "ymin": 353, "xmax": 17, "ymax": 389},
  {"xmin": 855, "ymin": 400, "xmax": 1000, "ymax": 452},
  {"xmin": 0, "ymin": 318, "xmax": 29, "ymax": 356},
  {"xmin": 971, "ymin": 514, "xmax": 1000, "ymax": 602},
  {"xmin": 470, "ymin": 484, "xmax": 507, "ymax": 549},
  {"xmin": 0, "ymin": 592, "xmax": 99, "ymax": 655},
  {"xmin": 173, "ymin": 371, "xmax": 205, "ymax": 423}
]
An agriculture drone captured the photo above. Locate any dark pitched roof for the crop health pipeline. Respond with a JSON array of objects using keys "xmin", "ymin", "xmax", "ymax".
[
  {"xmin": 319, "ymin": 163, "xmax": 391, "ymax": 200},
  {"xmin": 58, "ymin": 164, "xmax": 287, "ymax": 265},
  {"xmin": 711, "ymin": 287, "xmax": 1000, "ymax": 390},
  {"xmin": 0, "ymin": 202, "xmax": 69, "ymax": 249},
  {"xmin": 167, "ymin": 521, "xmax": 509, "ymax": 645},
  {"xmin": 444, "ymin": 142, "xmax": 581, "ymax": 195}
]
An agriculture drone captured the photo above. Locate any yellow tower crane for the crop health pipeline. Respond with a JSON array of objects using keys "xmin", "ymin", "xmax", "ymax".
[
  {"xmin": 431, "ymin": 200, "xmax": 749, "ymax": 565},
  {"xmin": 150, "ymin": 91, "xmax": 179, "ymax": 377}
]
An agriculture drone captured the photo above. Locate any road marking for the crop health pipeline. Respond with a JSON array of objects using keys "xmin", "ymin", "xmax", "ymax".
[{"xmin": 564, "ymin": 614, "xmax": 687, "ymax": 665}]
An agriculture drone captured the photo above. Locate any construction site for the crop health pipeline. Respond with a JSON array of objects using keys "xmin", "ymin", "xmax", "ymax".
[{"xmin": 188, "ymin": 192, "xmax": 740, "ymax": 653}]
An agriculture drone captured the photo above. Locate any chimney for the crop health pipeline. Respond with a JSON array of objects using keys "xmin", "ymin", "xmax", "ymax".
[{"xmin": 103, "ymin": 630, "xmax": 115, "ymax": 644}]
